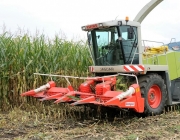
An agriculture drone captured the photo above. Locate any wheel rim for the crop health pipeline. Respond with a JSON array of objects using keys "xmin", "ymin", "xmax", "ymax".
[{"xmin": 147, "ymin": 85, "xmax": 162, "ymax": 108}]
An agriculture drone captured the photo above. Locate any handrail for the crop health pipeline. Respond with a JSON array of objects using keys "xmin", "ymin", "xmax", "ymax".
[
  {"xmin": 141, "ymin": 40, "xmax": 168, "ymax": 65},
  {"xmin": 33, "ymin": 73, "xmax": 139, "ymax": 86}
]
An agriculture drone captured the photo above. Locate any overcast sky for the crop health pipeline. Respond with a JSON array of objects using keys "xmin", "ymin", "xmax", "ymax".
[{"xmin": 0, "ymin": 0, "xmax": 180, "ymax": 43}]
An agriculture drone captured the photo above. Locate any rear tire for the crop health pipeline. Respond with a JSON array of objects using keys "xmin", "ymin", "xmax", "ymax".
[{"xmin": 138, "ymin": 73, "xmax": 167, "ymax": 115}]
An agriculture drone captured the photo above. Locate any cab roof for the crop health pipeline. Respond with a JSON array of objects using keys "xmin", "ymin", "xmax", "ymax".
[{"xmin": 81, "ymin": 19, "xmax": 141, "ymax": 31}]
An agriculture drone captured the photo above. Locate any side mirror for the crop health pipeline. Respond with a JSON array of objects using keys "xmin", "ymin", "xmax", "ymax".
[{"xmin": 127, "ymin": 27, "xmax": 134, "ymax": 39}]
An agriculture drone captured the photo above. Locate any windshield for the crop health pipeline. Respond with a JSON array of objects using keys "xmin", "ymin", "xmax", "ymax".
[{"xmin": 89, "ymin": 25, "xmax": 138, "ymax": 66}]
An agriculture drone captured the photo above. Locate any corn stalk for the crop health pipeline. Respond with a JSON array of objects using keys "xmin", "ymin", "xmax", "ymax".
[{"xmin": 0, "ymin": 31, "xmax": 92, "ymax": 110}]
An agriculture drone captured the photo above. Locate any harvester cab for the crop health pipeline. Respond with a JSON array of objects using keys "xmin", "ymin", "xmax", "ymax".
[
  {"xmin": 21, "ymin": 0, "xmax": 180, "ymax": 116},
  {"xmin": 82, "ymin": 18, "xmax": 141, "ymax": 68}
]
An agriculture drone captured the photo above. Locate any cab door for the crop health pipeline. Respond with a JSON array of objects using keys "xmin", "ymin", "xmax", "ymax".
[{"xmin": 119, "ymin": 26, "xmax": 138, "ymax": 64}]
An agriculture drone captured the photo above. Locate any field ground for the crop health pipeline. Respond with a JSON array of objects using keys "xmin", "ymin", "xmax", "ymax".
[{"xmin": 0, "ymin": 107, "xmax": 180, "ymax": 140}]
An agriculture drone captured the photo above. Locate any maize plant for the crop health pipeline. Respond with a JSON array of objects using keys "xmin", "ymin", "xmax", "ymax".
[{"xmin": 0, "ymin": 31, "xmax": 92, "ymax": 109}]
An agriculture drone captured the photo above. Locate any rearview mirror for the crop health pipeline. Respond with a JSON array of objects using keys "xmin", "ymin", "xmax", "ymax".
[{"xmin": 127, "ymin": 27, "xmax": 134, "ymax": 39}]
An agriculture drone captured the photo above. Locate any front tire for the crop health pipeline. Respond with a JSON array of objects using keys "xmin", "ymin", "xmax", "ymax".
[{"xmin": 138, "ymin": 73, "xmax": 167, "ymax": 115}]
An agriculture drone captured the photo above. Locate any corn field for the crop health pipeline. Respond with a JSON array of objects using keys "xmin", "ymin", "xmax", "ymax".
[{"xmin": 0, "ymin": 31, "xmax": 92, "ymax": 110}]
